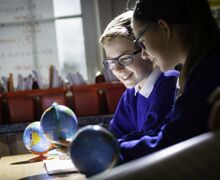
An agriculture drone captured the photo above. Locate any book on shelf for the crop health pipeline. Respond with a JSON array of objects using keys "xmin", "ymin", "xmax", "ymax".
[
  {"xmin": 8, "ymin": 73, "xmax": 14, "ymax": 92},
  {"xmin": 1, "ymin": 76, "xmax": 8, "ymax": 92},
  {"xmin": 32, "ymin": 69, "xmax": 43, "ymax": 89}
]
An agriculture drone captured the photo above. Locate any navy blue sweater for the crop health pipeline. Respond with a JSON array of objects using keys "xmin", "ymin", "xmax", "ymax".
[
  {"xmin": 116, "ymin": 43, "xmax": 220, "ymax": 162},
  {"xmin": 110, "ymin": 70, "xmax": 179, "ymax": 162}
]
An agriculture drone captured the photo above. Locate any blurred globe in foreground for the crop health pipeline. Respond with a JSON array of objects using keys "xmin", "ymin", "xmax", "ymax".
[
  {"xmin": 23, "ymin": 121, "xmax": 53, "ymax": 155},
  {"xmin": 70, "ymin": 125, "xmax": 120, "ymax": 176},
  {"xmin": 40, "ymin": 103, "xmax": 78, "ymax": 145}
]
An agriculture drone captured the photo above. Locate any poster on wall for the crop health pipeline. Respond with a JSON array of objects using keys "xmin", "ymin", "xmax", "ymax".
[{"xmin": 0, "ymin": 0, "xmax": 59, "ymax": 87}]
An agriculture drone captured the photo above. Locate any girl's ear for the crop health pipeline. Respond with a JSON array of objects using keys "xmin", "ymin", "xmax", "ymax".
[{"xmin": 157, "ymin": 19, "xmax": 172, "ymax": 39}]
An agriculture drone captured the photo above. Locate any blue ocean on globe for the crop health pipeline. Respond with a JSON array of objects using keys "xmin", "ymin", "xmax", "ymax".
[
  {"xmin": 70, "ymin": 125, "xmax": 120, "ymax": 176},
  {"xmin": 23, "ymin": 121, "xmax": 52, "ymax": 155},
  {"xmin": 40, "ymin": 103, "xmax": 78, "ymax": 145}
]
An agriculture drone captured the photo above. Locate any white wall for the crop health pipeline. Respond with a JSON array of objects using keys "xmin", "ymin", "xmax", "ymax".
[
  {"xmin": 0, "ymin": 0, "xmax": 59, "ymax": 86},
  {"xmin": 0, "ymin": 0, "xmax": 129, "ymax": 85},
  {"xmin": 81, "ymin": 0, "xmax": 128, "ymax": 83}
]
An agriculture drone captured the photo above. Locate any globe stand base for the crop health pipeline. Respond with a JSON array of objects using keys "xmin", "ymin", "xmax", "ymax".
[{"xmin": 28, "ymin": 155, "xmax": 47, "ymax": 163}]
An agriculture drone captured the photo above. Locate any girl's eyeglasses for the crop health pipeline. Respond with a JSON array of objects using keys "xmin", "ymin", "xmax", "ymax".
[{"xmin": 133, "ymin": 25, "xmax": 151, "ymax": 49}]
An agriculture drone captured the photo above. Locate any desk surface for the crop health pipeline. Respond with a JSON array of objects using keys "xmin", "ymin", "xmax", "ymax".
[{"xmin": 0, "ymin": 154, "xmax": 86, "ymax": 180}]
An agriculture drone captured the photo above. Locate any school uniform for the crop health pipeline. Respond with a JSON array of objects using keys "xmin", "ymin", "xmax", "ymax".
[
  {"xmin": 118, "ymin": 43, "xmax": 220, "ymax": 162},
  {"xmin": 109, "ymin": 68, "xmax": 179, "ymax": 162}
]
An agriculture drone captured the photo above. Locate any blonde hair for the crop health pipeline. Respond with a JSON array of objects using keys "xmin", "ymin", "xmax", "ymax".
[{"xmin": 99, "ymin": 11, "xmax": 136, "ymax": 46}]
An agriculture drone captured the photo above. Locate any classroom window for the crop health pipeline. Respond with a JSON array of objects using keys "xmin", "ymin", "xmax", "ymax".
[
  {"xmin": 53, "ymin": 0, "xmax": 87, "ymax": 81},
  {"xmin": 0, "ymin": 0, "xmax": 87, "ymax": 88}
]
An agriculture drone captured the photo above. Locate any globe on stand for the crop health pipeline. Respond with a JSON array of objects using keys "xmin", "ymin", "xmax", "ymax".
[
  {"xmin": 40, "ymin": 103, "xmax": 78, "ymax": 146},
  {"xmin": 69, "ymin": 125, "xmax": 120, "ymax": 176},
  {"xmin": 23, "ymin": 121, "xmax": 53, "ymax": 161}
]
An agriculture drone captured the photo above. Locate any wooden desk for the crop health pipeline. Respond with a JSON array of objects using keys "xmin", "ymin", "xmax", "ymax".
[{"xmin": 0, "ymin": 154, "xmax": 86, "ymax": 180}]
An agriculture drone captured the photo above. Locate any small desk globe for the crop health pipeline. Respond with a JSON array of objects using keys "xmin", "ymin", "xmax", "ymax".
[
  {"xmin": 23, "ymin": 121, "xmax": 53, "ymax": 155},
  {"xmin": 40, "ymin": 103, "xmax": 78, "ymax": 145},
  {"xmin": 70, "ymin": 125, "xmax": 120, "ymax": 176}
]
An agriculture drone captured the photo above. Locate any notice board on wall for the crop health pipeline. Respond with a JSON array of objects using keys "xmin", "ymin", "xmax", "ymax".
[{"xmin": 0, "ymin": 0, "xmax": 59, "ymax": 86}]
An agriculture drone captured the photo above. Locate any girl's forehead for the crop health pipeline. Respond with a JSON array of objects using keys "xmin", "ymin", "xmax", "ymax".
[
  {"xmin": 132, "ymin": 20, "xmax": 145, "ymax": 28},
  {"xmin": 132, "ymin": 23, "xmax": 143, "ymax": 36}
]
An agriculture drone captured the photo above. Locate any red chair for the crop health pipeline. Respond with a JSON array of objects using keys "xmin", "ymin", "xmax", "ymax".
[
  {"xmin": 4, "ymin": 91, "xmax": 36, "ymax": 123},
  {"xmin": 104, "ymin": 83, "xmax": 126, "ymax": 114},
  {"xmin": 36, "ymin": 88, "xmax": 68, "ymax": 113},
  {"xmin": 70, "ymin": 83, "xmax": 125, "ymax": 116},
  {"xmin": 71, "ymin": 84, "xmax": 101, "ymax": 116}
]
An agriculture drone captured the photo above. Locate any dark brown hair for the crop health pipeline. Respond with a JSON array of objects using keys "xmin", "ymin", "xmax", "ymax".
[{"xmin": 133, "ymin": 0, "xmax": 220, "ymax": 92}]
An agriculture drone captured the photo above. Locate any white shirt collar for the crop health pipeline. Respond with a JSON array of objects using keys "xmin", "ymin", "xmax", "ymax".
[
  {"xmin": 134, "ymin": 67, "xmax": 162, "ymax": 98},
  {"xmin": 176, "ymin": 77, "xmax": 180, "ymax": 89}
]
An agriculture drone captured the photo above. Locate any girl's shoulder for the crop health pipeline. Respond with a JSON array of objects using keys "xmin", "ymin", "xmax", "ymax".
[
  {"xmin": 163, "ymin": 70, "xmax": 180, "ymax": 78},
  {"xmin": 153, "ymin": 70, "xmax": 179, "ymax": 92},
  {"xmin": 156, "ymin": 70, "xmax": 179, "ymax": 85}
]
